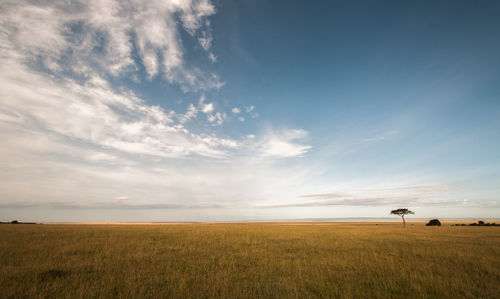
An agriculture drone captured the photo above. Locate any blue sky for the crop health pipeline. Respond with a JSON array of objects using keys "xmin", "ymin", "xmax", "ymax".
[{"xmin": 0, "ymin": 0, "xmax": 499, "ymax": 222}]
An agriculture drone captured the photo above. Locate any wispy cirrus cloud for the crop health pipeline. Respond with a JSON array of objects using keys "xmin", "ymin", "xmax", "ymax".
[
  {"xmin": 363, "ymin": 130, "xmax": 399, "ymax": 142},
  {"xmin": 301, "ymin": 185, "xmax": 459, "ymax": 199},
  {"xmin": 1, "ymin": 0, "xmax": 220, "ymax": 89},
  {"xmin": 0, "ymin": 66, "xmax": 236, "ymax": 158},
  {"xmin": 0, "ymin": 0, "xmax": 242, "ymax": 159},
  {"xmin": 256, "ymin": 184, "xmax": 486, "ymax": 208}
]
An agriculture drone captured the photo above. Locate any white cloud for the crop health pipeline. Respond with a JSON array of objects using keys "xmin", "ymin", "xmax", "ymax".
[
  {"xmin": 207, "ymin": 112, "xmax": 225, "ymax": 125},
  {"xmin": 197, "ymin": 96, "xmax": 228, "ymax": 125},
  {"xmin": 0, "ymin": 0, "xmax": 221, "ymax": 90},
  {"xmin": 179, "ymin": 96, "xmax": 238, "ymax": 125},
  {"xmin": 0, "ymin": 65, "xmax": 235, "ymax": 159},
  {"xmin": 179, "ymin": 103, "xmax": 199, "ymax": 124},
  {"xmin": 208, "ymin": 52, "xmax": 217, "ymax": 63},
  {"xmin": 363, "ymin": 130, "xmax": 399, "ymax": 142},
  {"xmin": 179, "ymin": 0, "xmax": 216, "ymax": 35},
  {"xmin": 198, "ymin": 32, "xmax": 212, "ymax": 51},
  {"xmin": 244, "ymin": 105, "xmax": 258, "ymax": 118},
  {"xmin": 258, "ymin": 129, "xmax": 311, "ymax": 158},
  {"xmin": 202, "ymin": 102, "xmax": 215, "ymax": 114},
  {"xmin": 231, "ymin": 108, "xmax": 244, "ymax": 122},
  {"xmin": 207, "ymin": 114, "xmax": 216, "ymax": 122},
  {"xmin": 198, "ymin": 95, "xmax": 215, "ymax": 114}
]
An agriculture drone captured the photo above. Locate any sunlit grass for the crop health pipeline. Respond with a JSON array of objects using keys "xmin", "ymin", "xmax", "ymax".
[{"xmin": 1, "ymin": 223, "xmax": 499, "ymax": 298}]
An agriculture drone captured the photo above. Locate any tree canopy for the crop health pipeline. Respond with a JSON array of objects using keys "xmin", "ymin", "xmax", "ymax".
[{"xmin": 390, "ymin": 209, "xmax": 414, "ymax": 217}]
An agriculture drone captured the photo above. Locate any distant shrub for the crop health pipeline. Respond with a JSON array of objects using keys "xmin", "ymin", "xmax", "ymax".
[
  {"xmin": 426, "ymin": 219, "xmax": 441, "ymax": 226},
  {"xmin": 11, "ymin": 220, "xmax": 18, "ymax": 224},
  {"xmin": 470, "ymin": 221, "xmax": 498, "ymax": 226}
]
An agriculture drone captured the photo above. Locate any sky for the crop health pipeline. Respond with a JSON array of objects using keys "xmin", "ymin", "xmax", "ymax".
[{"xmin": 1, "ymin": 0, "xmax": 499, "ymax": 222}]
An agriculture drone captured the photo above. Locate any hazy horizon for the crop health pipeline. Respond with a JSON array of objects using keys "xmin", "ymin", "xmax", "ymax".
[
  {"xmin": 13, "ymin": 217, "xmax": 500, "ymax": 224},
  {"xmin": 1, "ymin": 0, "xmax": 499, "ymax": 222}
]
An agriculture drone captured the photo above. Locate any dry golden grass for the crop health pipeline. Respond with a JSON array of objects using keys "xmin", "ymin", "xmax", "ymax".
[{"xmin": 1, "ymin": 222, "xmax": 499, "ymax": 298}]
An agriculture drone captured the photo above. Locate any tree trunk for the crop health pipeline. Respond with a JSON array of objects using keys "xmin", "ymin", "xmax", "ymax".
[{"xmin": 402, "ymin": 215, "xmax": 406, "ymax": 228}]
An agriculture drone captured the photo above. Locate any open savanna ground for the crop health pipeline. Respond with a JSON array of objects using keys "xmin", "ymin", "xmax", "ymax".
[{"xmin": 1, "ymin": 223, "xmax": 499, "ymax": 298}]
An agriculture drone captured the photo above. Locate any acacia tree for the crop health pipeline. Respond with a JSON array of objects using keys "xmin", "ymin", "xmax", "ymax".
[{"xmin": 390, "ymin": 208, "xmax": 414, "ymax": 228}]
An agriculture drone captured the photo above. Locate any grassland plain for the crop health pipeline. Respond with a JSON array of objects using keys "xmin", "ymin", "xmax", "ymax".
[{"xmin": 0, "ymin": 223, "xmax": 499, "ymax": 298}]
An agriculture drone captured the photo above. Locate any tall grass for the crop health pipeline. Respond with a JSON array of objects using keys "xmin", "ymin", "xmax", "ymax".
[{"xmin": 1, "ymin": 223, "xmax": 499, "ymax": 298}]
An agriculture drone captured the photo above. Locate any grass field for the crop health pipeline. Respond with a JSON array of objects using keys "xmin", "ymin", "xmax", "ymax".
[{"xmin": 1, "ymin": 223, "xmax": 499, "ymax": 298}]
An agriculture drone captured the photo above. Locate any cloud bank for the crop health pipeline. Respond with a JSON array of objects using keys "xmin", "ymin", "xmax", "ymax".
[{"xmin": 257, "ymin": 184, "xmax": 497, "ymax": 208}]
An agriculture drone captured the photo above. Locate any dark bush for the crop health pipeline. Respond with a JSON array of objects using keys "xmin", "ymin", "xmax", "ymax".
[{"xmin": 426, "ymin": 219, "xmax": 441, "ymax": 226}]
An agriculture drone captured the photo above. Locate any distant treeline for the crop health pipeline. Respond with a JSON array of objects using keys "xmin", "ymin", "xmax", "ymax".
[
  {"xmin": 0, "ymin": 220, "xmax": 37, "ymax": 224},
  {"xmin": 454, "ymin": 221, "xmax": 498, "ymax": 226}
]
